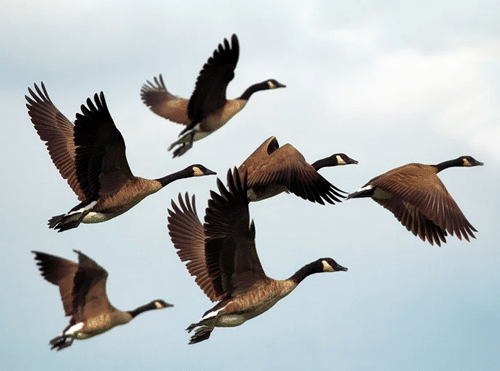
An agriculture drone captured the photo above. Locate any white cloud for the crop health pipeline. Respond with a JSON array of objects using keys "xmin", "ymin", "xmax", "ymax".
[{"xmin": 327, "ymin": 41, "xmax": 500, "ymax": 160}]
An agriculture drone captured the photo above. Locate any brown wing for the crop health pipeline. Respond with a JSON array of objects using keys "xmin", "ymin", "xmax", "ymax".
[
  {"xmin": 372, "ymin": 164, "xmax": 477, "ymax": 245},
  {"xmin": 25, "ymin": 83, "xmax": 85, "ymax": 201},
  {"xmin": 140, "ymin": 74, "xmax": 191, "ymax": 125},
  {"xmin": 204, "ymin": 168, "xmax": 268, "ymax": 298},
  {"xmin": 32, "ymin": 250, "xmax": 79, "ymax": 316},
  {"xmin": 167, "ymin": 193, "xmax": 223, "ymax": 302},
  {"xmin": 71, "ymin": 250, "xmax": 114, "ymax": 322},
  {"xmin": 240, "ymin": 138, "xmax": 345, "ymax": 204},
  {"xmin": 74, "ymin": 92, "xmax": 134, "ymax": 200},
  {"xmin": 187, "ymin": 34, "xmax": 239, "ymax": 126}
]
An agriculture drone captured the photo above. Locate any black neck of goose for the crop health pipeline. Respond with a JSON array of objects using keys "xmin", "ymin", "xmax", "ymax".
[
  {"xmin": 289, "ymin": 260, "xmax": 324, "ymax": 285},
  {"xmin": 156, "ymin": 168, "xmax": 192, "ymax": 188},
  {"xmin": 434, "ymin": 158, "xmax": 463, "ymax": 173},
  {"xmin": 311, "ymin": 156, "xmax": 337, "ymax": 171},
  {"xmin": 127, "ymin": 302, "xmax": 158, "ymax": 319},
  {"xmin": 239, "ymin": 82, "xmax": 269, "ymax": 101}
]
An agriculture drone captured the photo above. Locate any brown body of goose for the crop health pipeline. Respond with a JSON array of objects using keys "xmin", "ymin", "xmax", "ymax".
[
  {"xmin": 32, "ymin": 250, "xmax": 172, "ymax": 350},
  {"xmin": 26, "ymin": 83, "xmax": 216, "ymax": 232},
  {"xmin": 238, "ymin": 136, "xmax": 358, "ymax": 203},
  {"xmin": 167, "ymin": 168, "xmax": 347, "ymax": 344},
  {"xmin": 347, "ymin": 156, "xmax": 483, "ymax": 246},
  {"xmin": 141, "ymin": 34, "xmax": 286, "ymax": 157}
]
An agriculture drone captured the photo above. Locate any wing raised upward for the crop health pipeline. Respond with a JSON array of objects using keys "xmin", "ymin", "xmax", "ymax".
[
  {"xmin": 73, "ymin": 92, "xmax": 134, "ymax": 200},
  {"xmin": 140, "ymin": 74, "xmax": 190, "ymax": 125},
  {"xmin": 26, "ymin": 83, "xmax": 85, "ymax": 201}
]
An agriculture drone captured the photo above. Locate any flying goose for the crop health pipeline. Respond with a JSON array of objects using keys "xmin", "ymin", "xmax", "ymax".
[
  {"xmin": 141, "ymin": 34, "xmax": 286, "ymax": 157},
  {"xmin": 26, "ymin": 83, "xmax": 216, "ymax": 232},
  {"xmin": 167, "ymin": 168, "xmax": 347, "ymax": 344},
  {"xmin": 32, "ymin": 250, "xmax": 172, "ymax": 350},
  {"xmin": 238, "ymin": 136, "xmax": 358, "ymax": 203},
  {"xmin": 347, "ymin": 156, "xmax": 483, "ymax": 246}
]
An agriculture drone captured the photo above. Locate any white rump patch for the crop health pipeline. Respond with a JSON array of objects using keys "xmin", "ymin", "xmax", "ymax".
[
  {"xmin": 356, "ymin": 184, "xmax": 373, "ymax": 193},
  {"xmin": 68, "ymin": 200, "xmax": 97, "ymax": 216},
  {"xmin": 200, "ymin": 305, "xmax": 227, "ymax": 321},
  {"xmin": 65, "ymin": 322, "xmax": 84, "ymax": 336}
]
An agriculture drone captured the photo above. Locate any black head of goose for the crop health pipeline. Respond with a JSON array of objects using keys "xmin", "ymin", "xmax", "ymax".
[
  {"xmin": 167, "ymin": 168, "xmax": 347, "ymax": 344},
  {"xmin": 347, "ymin": 156, "xmax": 483, "ymax": 246},
  {"xmin": 32, "ymin": 250, "xmax": 172, "ymax": 350},
  {"xmin": 26, "ymin": 83, "xmax": 216, "ymax": 232},
  {"xmin": 238, "ymin": 136, "xmax": 358, "ymax": 203},
  {"xmin": 140, "ymin": 34, "xmax": 286, "ymax": 157}
]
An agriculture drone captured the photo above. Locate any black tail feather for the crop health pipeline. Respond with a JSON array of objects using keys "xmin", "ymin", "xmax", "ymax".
[
  {"xmin": 48, "ymin": 212, "xmax": 85, "ymax": 232},
  {"xmin": 49, "ymin": 335, "xmax": 74, "ymax": 351},
  {"xmin": 186, "ymin": 323, "xmax": 213, "ymax": 345}
]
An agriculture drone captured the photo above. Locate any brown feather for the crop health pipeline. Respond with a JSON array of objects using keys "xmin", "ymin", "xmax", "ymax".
[
  {"xmin": 140, "ymin": 74, "xmax": 191, "ymax": 125},
  {"xmin": 32, "ymin": 251, "xmax": 79, "ymax": 316},
  {"xmin": 71, "ymin": 251, "xmax": 113, "ymax": 323},
  {"xmin": 351, "ymin": 160, "xmax": 480, "ymax": 245},
  {"xmin": 239, "ymin": 136, "xmax": 345, "ymax": 203},
  {"xmin": 26, "ymin": 83, "xmax": 85, "ymax": 201}
]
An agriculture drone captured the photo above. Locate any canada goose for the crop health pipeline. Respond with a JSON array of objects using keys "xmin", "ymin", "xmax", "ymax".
[
  {"xmin": 347, "ymin": 156, "xmax": 484, "ymax": 246},
  {"xmin": 141, "ymin": 34, "xmax": 286, "ymax": 157},
  {"xmin": 239, "ymin": 136, "xmax": 358, "ymax": 203},
  {"xmin": 26, "ymin": 83, "xmax": 216, "ymax": 232},
  {"xmin": 167, "ymin": 168, "xmax": 347, "ymax": 344},
  {"xmin": 32, "ymin": 250, "xmax": 172, "ymax": 350}
]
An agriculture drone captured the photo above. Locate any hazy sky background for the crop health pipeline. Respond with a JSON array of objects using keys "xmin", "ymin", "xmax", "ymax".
[{"xmin": 1, "ymin": 1, "xmax": 499, "ymax": 370}]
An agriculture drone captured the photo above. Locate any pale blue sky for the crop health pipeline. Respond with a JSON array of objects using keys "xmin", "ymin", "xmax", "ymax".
[{"xmin": 1, "ymin": 1, "xmax": 499, "ymax": 370}]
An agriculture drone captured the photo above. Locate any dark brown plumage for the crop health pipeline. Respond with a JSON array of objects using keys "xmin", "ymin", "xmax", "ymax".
[
  {"xmin": 347, "ymin": 156, "xmax": 483, "ymax": 246},
  {"xmin": 32, "ymin": 250, "xmax": 172, "ymax": 350},
  {"xmin": 238, "ymin": 136, "xmax": 358, "ymax": 203},
  {"xmin": 141, "ymin": 34, "xmax": 286, "ymax": 157},
  {"xmin": 167, "ymin": 168, "xmax": 347, "ymax": 344},
  {"xmin": 26, "ymin": 83, "xmax": 216, "ymax": 231}
]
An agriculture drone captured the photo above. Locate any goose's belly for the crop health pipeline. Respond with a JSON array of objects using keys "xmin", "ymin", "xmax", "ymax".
[
  {"xmin": 203, "ymin": 282, "xmax": 296, "ymax": 328},
  {"xmin": 82, "ymin": 191, "xmax": 153, "ymax": 224},
  {"xmin": 67, "ymin": 313, "xmax": 130, "ymax": 340},
  {"xmin": 216, "ymin": 298, "xmax": 283, "ymax": 327},
  {"xmin": 199, "ymin": 100, "xmax": 247, "ymax": 132}
]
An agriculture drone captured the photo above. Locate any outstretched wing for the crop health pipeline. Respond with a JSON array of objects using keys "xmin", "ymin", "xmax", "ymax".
[
  {"xmin": 140, "ymin": 74, "xmax": 191, "ymax": 125},
  {"xmin": 372, "ymin": 164, "xmax": 477, "ymax": 245},
  {"xmin": 71, "ymin": 250, "xmax": 113, "ymax": 322},
  {"xmin": 204, "ymin": 168, "xmax": 268, "ymax": 298},
  {"xmin": 32, "ymin": 250, "xmax": 79, "ymax": 316},
  {"xmin": 26, "ymin": 83, "xmax": 85, "ymax": 201},
  {"xmin": 241, "ymin": 137, "xmax": 345, "ymax": 204},
  {"xmin": 168, "ymin": 193, "xmax": 223, "ymax": 302},
  {"xmin": 74, "ymin": 92, "xmax": 134, "ymax": 200},
  {"xmin": 187, "ymin": 34, "xmax": 240, "ymax": 126}
]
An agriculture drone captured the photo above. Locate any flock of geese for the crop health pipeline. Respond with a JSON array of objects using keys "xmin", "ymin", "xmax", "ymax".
[{"xmin": 26, "ymin": 33, "xmax": 483, "ymax": 349}]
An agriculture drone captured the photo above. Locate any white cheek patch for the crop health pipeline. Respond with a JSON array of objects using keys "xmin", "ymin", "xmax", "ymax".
[
  {"xmin": 193, "ymin": 167, "xmax": 204, "ymax": 176},
  {"xmin": 463, "ymin": 158, "xmax": 472, "ymax": 167},
  {"xmin": 336, "ymin": 155, "xmax": 346, "ymax": 165},
  {"xmin": 154, "ymin": 301, "xmax": 163, "ymax": 309},
  {"xmin": 268, "ymin": 81, "xmax": 276, "ymax": 89},
  {"xmin": 322, "ymin": 260, "xmax": 334, "ymax": 272}
]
